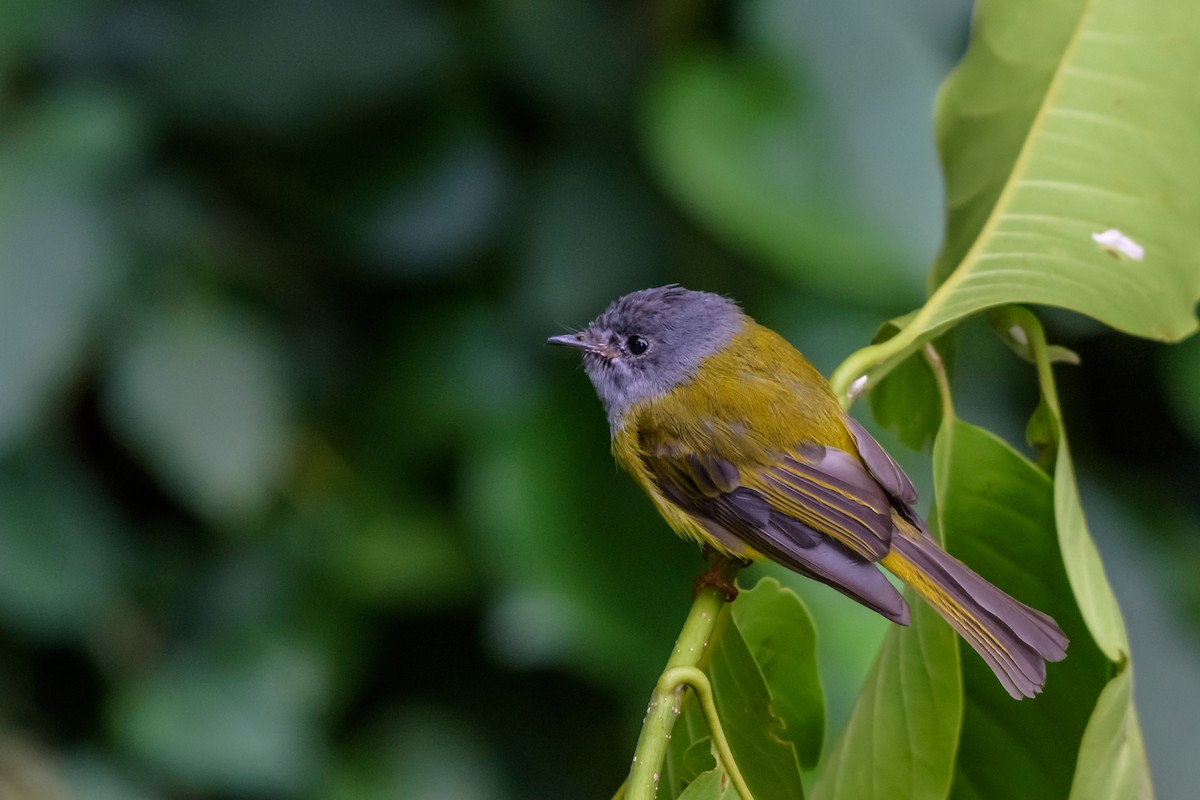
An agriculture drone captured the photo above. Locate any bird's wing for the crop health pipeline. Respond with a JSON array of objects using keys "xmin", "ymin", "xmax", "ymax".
[
  {"xmin": 646, "ymin": 437, "xmax": 895, "ymax": 559},
  {"xmin": 642, "ymin": 436, "xmax": 911, "ymax": 623},
  {"xmin": 842, "ymin": 415, "xmax": 917, "ymax": 506}
]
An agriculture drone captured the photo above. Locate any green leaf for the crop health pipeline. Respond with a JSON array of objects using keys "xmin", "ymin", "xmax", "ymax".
[
  {"xmin": 0, "ymin": 85, "xmax": 144, "ymax": 452},
  {"xmin": 462, "ymin": 395, "xmax": 696, "ymax": 689},
  {"xmin": 642, "ymin": 50, "xmax": 922, "ymax": 306},
  {"xmin": 663, "ymin": 692, "xmax": 716, "ymax": 800},
  {"xmin": 1068, "ymin": 668, "xmax": 1153, "ymax": 800},
  {"xmin": 810, "ymin": 591, "xmax": 961, "ymax": 800},
  {"xmin": 730, "ymin": 577, "xmax": 823, "ymax": 770},
  {"xmin": 159, "ymin": 0, "xmax": 451, "ymax": 131},
  {"xmin": 58, "ymin": 752, "xmax": 161, "ymax": 800},
  {"xmin": 831, "ymin": 0, "xmax": 1200, "ymax": 396},
  {"xmin": 992, "ymin": 305, "xmax": 1129, "ymax": 660},
  {"xmin": 934, "ymin": 418, "xmax": 1110, "ymax": 800},
  {"xmin": 867, "ymin": 348, "xmax": 943, "ymax": 451},
  {"xmin": 642, "ymin": 0, "xmax": 953, "ymax": 305},
  {"xmin": 287, "ymin": 485, "xmax": 476, "ymax": 610},
  {"xmin": 0, "ymin": 165, "xmax": 118, "ymax": 454},
  {"xmin": 111, "ymin": 639, "xmax": 329, "ymax": 796},
  {"xmin": 681, "ymin": 737, "xmax": 718, "ymax": 787},
  {"xmin": 319, "ymin": 707, "xmax": 505, "ymax": 800},
  {"xmin": 104, "ymin": 301, "xmax": 295, "ymax": 525},
  {"xmin": 677, "ymin": 768, "xmax": 735, "ymax": 800},
  {"xmin": 707, "ymin": 610, "xmax": 805, "ymax": 800},
  {"xmin": 356, "ymin": 133, "xmax": 512, "ymax": 274},
  {"xmin": 1025, "ymin": 399, "xmax": 1058, "ymax": 469},
  {"xmin": 0, "ymin": 451, "xmax": 128, "ymax": 641},
  {"xmin": 1052, "ymin": 445, "xmax": 1129, "ymax": 659},
  {"xmin": 932, "ymin": 0, "xmax": 1200, "ymax": 333}
]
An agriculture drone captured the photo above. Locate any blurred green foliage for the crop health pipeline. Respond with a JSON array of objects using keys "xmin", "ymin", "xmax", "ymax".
[{"xmin": 2, "ymin": 0, "xmax": 1200, "ymax": 798}]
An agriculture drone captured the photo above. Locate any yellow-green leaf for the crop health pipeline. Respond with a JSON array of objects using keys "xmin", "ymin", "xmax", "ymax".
[{"xmin": 831, "ymin": 0, "xmax": 1200, "ymax": 399}]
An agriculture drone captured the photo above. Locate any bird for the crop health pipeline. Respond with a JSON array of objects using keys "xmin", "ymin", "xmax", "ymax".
[{"xmin": 547, "ymin": 285, "xmax": 1067, "ymax": 699}]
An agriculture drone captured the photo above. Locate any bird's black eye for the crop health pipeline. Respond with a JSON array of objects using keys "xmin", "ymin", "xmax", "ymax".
[{"xmin": 626, "ymin": 335, "xmax": 649, "ymax": 355}]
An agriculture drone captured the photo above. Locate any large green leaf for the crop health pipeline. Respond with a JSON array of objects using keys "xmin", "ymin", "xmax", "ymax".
[
  {"xmin": 933, "ymin": 0, "xmax": 1200, "ymax": 309},
  {"xmin": 707, "ymin": 610, "xmax": 806, "ymax": 800},
  {"xmin": 810, "ymin": 585, "xmax": 961, "ymax": 800},
  {"xmin": 830, "ymin": 0, "xmax": 1200, "ymax": 399},
  {"xmin": 934, "ymin": 419, "xmax": 1112, "ymax": 800},
  {"xmin": 730, "ymin": 577, "xmax": 824, "ymax": 770}
]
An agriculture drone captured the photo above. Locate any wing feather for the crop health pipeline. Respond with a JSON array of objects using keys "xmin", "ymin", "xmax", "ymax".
[
  {"xmin": 751, "ymin": 448, "xmax": 891, "ymax": 560},
  {"xmin": 843, "ymin": 416, "xmax": 917, "ymax": 505},
  {"xmin": 642, "ymin": 431, "xmax": 910, "ymax": 622}
]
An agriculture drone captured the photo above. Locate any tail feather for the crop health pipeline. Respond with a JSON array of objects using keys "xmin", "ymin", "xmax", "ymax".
[{"xmin": 881, "ymin": 522, "xmax": 1068, "ymax": 700}]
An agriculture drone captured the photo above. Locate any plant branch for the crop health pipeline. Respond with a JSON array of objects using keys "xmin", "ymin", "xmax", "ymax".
[{"xmin": 624, "ymin": 561, "xmax": 745, "ymax": 799}]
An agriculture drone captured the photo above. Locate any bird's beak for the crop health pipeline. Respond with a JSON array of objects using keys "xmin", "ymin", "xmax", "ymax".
[
  {"xmin": 548, "ymin": 329, "xmax": 617, "ymax": 359},
  {"xmin": 546, "ymin": 332, "xmax": 592, "ymax": 351}
]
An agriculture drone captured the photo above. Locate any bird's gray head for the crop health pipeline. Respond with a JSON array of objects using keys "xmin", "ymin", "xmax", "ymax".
[{"xmin": 547, "ymin": 286, "xmax": 744, "ymax": 431}]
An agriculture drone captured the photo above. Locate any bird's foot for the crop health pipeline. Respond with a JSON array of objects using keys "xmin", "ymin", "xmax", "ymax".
[{"xmin": 692, "ymin": 551, "xmax": 748, "ymax": 602}]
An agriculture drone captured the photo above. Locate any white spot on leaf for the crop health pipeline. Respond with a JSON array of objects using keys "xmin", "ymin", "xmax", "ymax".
[{"xmin": 1092, "ymin": 228, "xmax": 1145, "ymax": 261}]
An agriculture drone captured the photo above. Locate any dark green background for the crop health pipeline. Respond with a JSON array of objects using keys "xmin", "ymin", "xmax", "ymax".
[{"xmin": 2, "ymin": 0, "xmax": 1198, "ymax": 797}]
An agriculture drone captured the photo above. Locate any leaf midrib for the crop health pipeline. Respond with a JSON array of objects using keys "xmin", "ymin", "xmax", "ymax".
[{"xmin": 916, "ymin": 0, "xmax": 1099, "ymax": 333}]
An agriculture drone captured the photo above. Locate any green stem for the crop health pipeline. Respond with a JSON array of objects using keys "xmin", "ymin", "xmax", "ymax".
[
  {"xmin": 922, "ymin": 342, "xmax": 954, "ymax": 420},
  {"xmin": 829, "ymin": 323, "xmax": 926, "ymax": 408},
  {"xmin": 661, "ymin": 666, "xmax": 754, "ymax": 800},
  {"xmin": 624, "ymin": 584, "xmax": 733, "ymax": 799}
]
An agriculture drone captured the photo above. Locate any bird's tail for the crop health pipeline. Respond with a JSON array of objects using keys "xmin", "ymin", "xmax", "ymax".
[{"xmin": 880, "ymin": 518, "xmax": 1068, "ymax": 699}]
